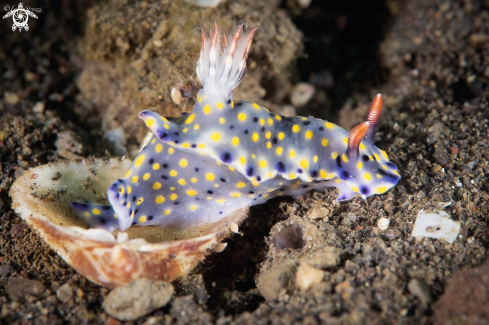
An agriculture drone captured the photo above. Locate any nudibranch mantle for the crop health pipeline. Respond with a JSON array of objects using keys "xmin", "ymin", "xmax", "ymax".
[{"xmin": 71, "ymin": 22, "xmax": 401, "ymax": 232}]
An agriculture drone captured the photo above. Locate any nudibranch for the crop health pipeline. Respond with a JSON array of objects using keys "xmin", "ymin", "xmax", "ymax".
[{"xmin": 71, "ymin": 22, "xmax": 401, "ymax": 232}]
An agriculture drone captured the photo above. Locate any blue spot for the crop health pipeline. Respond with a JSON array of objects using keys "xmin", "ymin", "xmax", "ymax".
[
  {"xmin": 360, "ymin": 186, "xmax": 370, "ymax": 195},
  {"xmin": 156, "ymin": 130, "xmax": 169, "ymax": 140},
  {"xmin": 221, "ymin": 152, "xmax": 232, "ymax": 163},
  {"xmin": 311, "ymin": 170, "xmax": 318, "ymax": 177},
  {"xmin": 246, "ymin": 167, "xmax": 254, "ymax": 177},
  {"xmin": 362, "ymin": 155, "xmax": 370, "ymax": 161},
  {"xmin": 336, "ymin": 156, "xmax": 342, "ymax": 168},
  {"xmin": 386, "ymin": 161, "xmax": 397, "ymax": 169},
  {"xmin": 297, "ymin": 169, "xmax": 303, "ymax": 174},
  {"xmin": 340, "ymin": 171, "xmax": 349, "ymax": 180},
  {"xmin": 276, "ymin": 162, "xmax": 286, "ymax": 173},
  {"xmin": 378, "ymin": 169, "xmax": 400, "ymax": 183}
]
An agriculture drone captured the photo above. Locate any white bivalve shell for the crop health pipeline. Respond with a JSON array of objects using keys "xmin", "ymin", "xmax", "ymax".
[{"xmin": 9, "ymin": 158, "xmax": 248, "ymax": 288}]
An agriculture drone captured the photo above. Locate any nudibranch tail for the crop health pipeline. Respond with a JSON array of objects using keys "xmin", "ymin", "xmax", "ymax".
[
  {"xmin": 196, "ymin": 21, "xmax": 258, "ymax": 99},
  {"xmin": 347, "ymin": 121, "xmax": 369, "ymax": 160},
  {"xmin": 366, "ymin": 93, "xmax": 383, "ymax": 141},
  {"xmin": 70, "ymin": 202, "xmax": 120, "ymax": 232}
]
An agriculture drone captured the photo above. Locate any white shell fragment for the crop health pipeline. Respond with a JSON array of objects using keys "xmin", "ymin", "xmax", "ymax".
[
  {"xmin": 290, "ymin": 82, "xmax": 316, "ymax": 107},
  {"xmin": 170, "ymin": 87, "xmax": 182, "ymax": 105},
  {"xmin": 377, "ymin": 218, "xmax": 390, "ymax": 230},
  {"xmin": 9, "ymin": 158, "xmax": 249, "ymax": 287},
  {"xmin": 411, "ymin": 209, "xmax": 461, "ymax": 244}
]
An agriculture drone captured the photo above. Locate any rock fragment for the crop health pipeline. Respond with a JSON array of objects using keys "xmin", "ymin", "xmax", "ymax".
[
  {"xmin": 56, "ymin": 283, "xmax": 74, "ymax": 303},
  {"xmin": 103, "ymin": 279, "xmax": 174, "ymax": 321},
  {"xmin": 296, "ymin": 263, "xmax": 324, "ymax": 291},
  {"xmin": 6, "ymin": 277, "xmax": 46, "ymax": 299},
  {"xmin": 299, "ymin": 246, "xmax": 340, "ymax": 269},
  {"xmin": 257, "ymin": 260, "xmax": 296, "ymax": 300}
]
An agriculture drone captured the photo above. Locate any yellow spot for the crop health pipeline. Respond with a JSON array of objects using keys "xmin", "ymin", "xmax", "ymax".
[
  {"xmin": 190, "ymin": 205, "xmax": 198, "ymax": 211},
  {"xmin": 252, "ymin": 181, "xmax": 260, "ymax": 186},
  {"xmin": 301, "ymin": 117, "xmax": 308, "ymax": 120},
  {"xmin": 252, "ymin": 132, "xmax": 259, "ymax": 142},
  {"xmin": 260, "ymin": 118, "xmax": 265, "ymax": 126},
  {"xmin": 83, "ymin": 212, "xmax": 90, "ymax": 218},
  {"xmin": 125, "ymin": 170, "xmax": 131, "ymax": 177},
  {"xmin": 134, "ymin": 155, "xmax": 145, "ymax": 167},
  {"xmin": 381, "ymin": 150, "xmax": 389, "ymax": 159},
  {"xmin": 164, "ymin": 209, "xmax": 171, "ymax": 215},
  {"xmin": 231, "ymin": 101, "xmax": 234, "ymax": 108},
  {"xmin": 376, "ymin": 173, "xmax": 383, "ymax": 179},
  {"xmin": 364, "ymin": 172, "xmax": 372, "ymax": 181},
  {"xmin": 376, "ymin": 186, "xmax": 388, "ymax": 194},
  {"xmin": 266, "ymin": 142, "xmax": 272, "ymax": 149},
  {"xmin": 259, "ymin": 160, "xmax": 267, "ymax": 168},
  {"xmin": 138, "ymin": 216, "xmax": 147, "ymax": 223},
  {"xmin": 300, "ymin": 159, "xmax": 308, "ymax": 169},
  {"xmin": 289, "ymin": 173, "xmax": 296, "ymax": 179},
  {"xmin": 252, "ymin": 103, "xmax": 261, "ymax": 110},
  {"xmin": 137, "ymin": 198, "xmax": 144, "ymax": 205},
  {"xmin": 335, "ymin": 179, "xmax": 341, "ymax": 184},
  {"xmin": 155, "ymin": 144, "xmax": 163, "ymax": 153},
  {"xmin": 343, "ymin": 138, "xmax": 348, "ymax": 144},
  {"xmin": 151, "ymin": 138, "xmax": 156, "ymax": 144},
  {"xmin": 203, "ymin": 104, "xmax": 211, "ymax": 114},
  {"xmin": 179, "ymin": 159, "xmax": 188, "ymax": 167},
  {"xmin": 360, "ymin": 142, "xmax": 366, "ymax": 150},
  {"xmin": 214, "ymin": 184, "xmax": 220, "ymax": 188},
  {"xmin": 183, "ymin": 128, "xmax": 188, "ymax": 133},
  {"xmin": 216, "ymin": 161, "xmax": 222, "ymax": 166},
  {"xmin": 238, "ymin": 113, "xmax": 247, "ymax": 121},
  {"xmin": 276, "ymin": 147, "xmax": 283, "ymax": 155},
  {"xmin": 231, "ymin": 193, "xmax": 241, "ymax": 197},
  {"xmin": 92, "ymin": 208, "xmax": 101, "ymax": 215},
  {"xmin": 153, "ymin": 163, "xmax": 160, "ymax": 170},
  {"xmin": 132, "ymin": 176, "xmax": 139, "ymax": 183},
  {"xmin": 211, "ymin": 132, "xmax": 221, "ymax": 142},
  {"xmin": 382, "ymin": 164, "xmax": 389, "ymax": 170},
  {"xmin": 232, "ymin": 137, "xmax": 240, "ymax": 146},
  {"xmin": 191, "ymin": 177, "xmax": 198, "ymax": 183},
  {"xmin": 374, "ymin": 153, "xmax": 380, "ymax": 161},
  {"xmin": 185, "ymin": 113, "xmax": 195, "ymax": 124},
  {"xmin": 322, "ymin": 138, "xmax": 328, "ymax": 147},
  {"xmin": 342, "ymin": 154, "xmax": 348, "ymax": 163},
  {"xmin": 275, "ymin": 115, "xmax": 282, "ymax": 121},
  {"xmin": 163, "ymin": 123, "xmax": 169, "ymax": 130},
  {"xmin": 168, "ymin": 147, "xmax": 174, "ymax": 154},
  {"xmin": 155, "ymin": 196, "xmax": 165, "ymax": 204},
  {"xmin": 216, "ymin": 198, "xmax": 226, "ymax": 204},
  {"xmin": 239, "ymin": 157, "xmax": 246, "ymax": 165},
  {"xmin": 216, "ymin": 102, "xmax": 224, "ymax": 109},
  {"xmin": 305, "ymin": 130, "xmax": 313, "ymax": 139},
  {"xmin": 186, "ymin": 189, "xmax": 197, "ymax": 196},
  {"xmin": 119, "ymin": 187, "xmax": 124, "ymax": 194},
  {"xmin": 278, "ymin": 132, "xmax": 285, "ymax": 140},
  {"xmin": 267, "ymin": 118, "xmax": 273, "ymax": 126},
  {"xmin": 170, "ymin": 187, "xmax": 176, "ymax": 191},
  {"xmin": 153, "ymin": 182, "xmax": 161, "ymax": 190},
  {"xmin": 146, "ymin": 118, "xmax": 154, "ymax": 127},
  {"xmin": 228, "ymin": 166, "xmax": 235, "ymax": 171},
  {"xmin": 325, "ymin": 122, "xmax": 334, "ymax": 129},
  {"xmin": 331, "ymin": 152, "xmax": 338, "ymax": 159},
  {"xmin": 127, "ymin": 186, "xmax": 132, "ymax": 194},
  {"xmin": 143, "ymin": 173, "xmax": 150, "ymax": 181},
  {"xmin": 237, "ymin": 182, "xmax": 246, "ymax": 188},
  {"xmin": 170, "ymin": 193, "xmax": 178, "ymax": 201},
  {"xmin": 178, "ymin": 179, "xmax": 186, "ymax": 186},
  {"xmin": 197, "ymin": 95, "xmax": 202, "ymax": 103},
  {"xmin": 251, "ymin": 154, "xmax": 256, "ymax": 159},
  {"xmin": 289, "ymin": 150, "xmax": 296, "ymax": 158},
  {"xmin": 320, "ymin": 170, "xmax": 327, "ymax": 178},
  {"xmin": 351, "ymin": 186, "xmax": 359, "ymax": 193},
  {"xmin": 265, "ymin": 131, "xmax": 271, "ymax": 139},
  {"xmin": 313, "ymin": 155, "xmax": 318, "ymax": 163},
  {"xmin": 113, "ymin": 214, "xmax": 117, "ymax": 219},
  {"xmin": 198, "ymin": 144, "xmax": 206, "ymax": 149},
  {"xmin": 194, "ymin": 124, "xmax": 200, "ymax": 130},
  {"xmin": 206, "ymin": 173, "xmax": 215, "ymax": 181},
  {"xmin": 292, "ymin": 125, "xmax": 300, "ymax": 133},
  {"xmin": 169, "ymin": 170, "xmax": 178, "ymax": 177},
  {"xmin": 219, "ymin": 117, "xmax": 225, "ymax": 124}
]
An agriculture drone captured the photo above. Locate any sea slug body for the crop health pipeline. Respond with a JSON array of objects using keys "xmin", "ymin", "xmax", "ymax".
[{"xmin": 71, "ymin": 22, "xmax": 401, "ymax": 232}]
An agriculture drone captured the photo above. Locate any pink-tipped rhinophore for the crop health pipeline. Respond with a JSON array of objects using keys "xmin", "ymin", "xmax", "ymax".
[
  {"xmin": 347, "ymin": 121, "xmax": 369, "ymax": 160},
  {"xmin": 366, "ymin": 93, "xmax": 383, "ymax": 141}
]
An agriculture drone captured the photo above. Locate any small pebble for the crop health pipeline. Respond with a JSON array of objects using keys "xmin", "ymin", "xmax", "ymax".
[
  {"xmin": 230, "ymin": 222, "xmax": 239, "ymax": 233},
  {"xmin": 171, "ymin": 87, "xmax": 182, "ymax": 105},
  {"xmin": 33, "ymin": 102, "xmax": 45, "ymax": 114},
  {"xmin": 103, "ymin": 278, "xmax": 174, "ymax": 321},
  {"xmin": 153, "ymin": 40, "xmax": 163, "ymax": 47},
  {"xmin": 56, "ymin": 283, "xmax": 73, "ymax": 303},
  {"xmin": 377, "ymin": 218, "xmax": 390, "ymax": 230},
  {"xmin": 296, "ymin": 263, "xmax": 323, "ymax": 291},
  {"xmin": 7, "ymin": 277, "xmax": 46, "ymax": 299},
  {"xmin": 4, "ymin": 92, "xmax": 19, "ymax": 105}
]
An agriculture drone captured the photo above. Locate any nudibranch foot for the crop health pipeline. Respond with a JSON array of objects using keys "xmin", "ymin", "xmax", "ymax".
[{"xmin": 70, "ymin": 201, "xmax": 119, "ymax": 232}]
